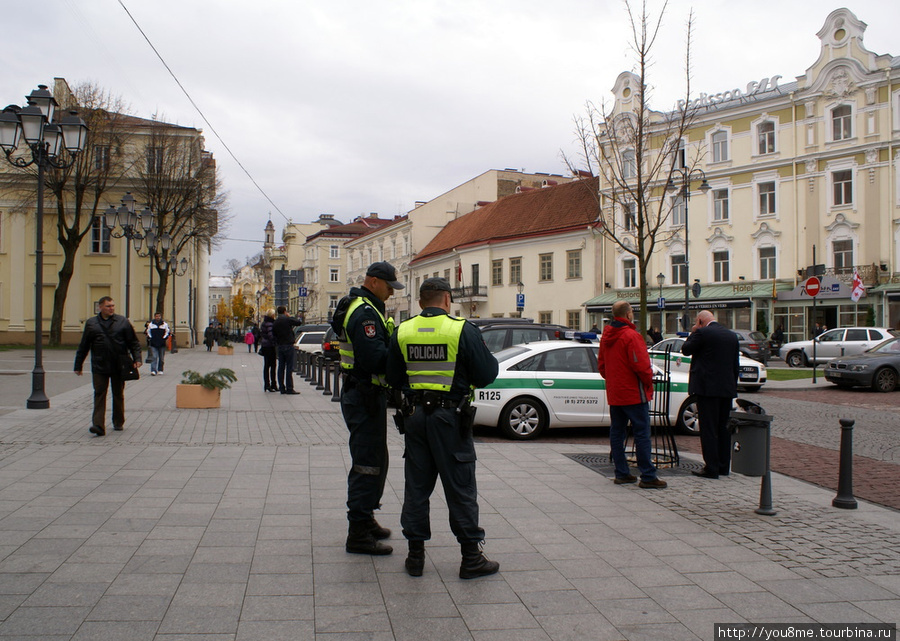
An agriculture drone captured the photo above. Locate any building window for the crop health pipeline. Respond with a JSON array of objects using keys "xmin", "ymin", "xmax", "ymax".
[
  {"xmin": 94, "ymin": 145, "xmax": 110, "ymax": 172},
  {"xmin": 146, "ymin": 147, "xmax": 164, "ymax": 174},
  {"xmin": 539, "ymin": 254, "xmax": 553, "ymax": 281},
  {"xmin": 566, "ymin": 310, "xmax": 581, "ymax": 330},
  {"xmin": 713, "ymin": 251, "xmax": 730, "ymax": 282},
  {"xmin": 623, "ymin": 258, "xmax": 637, "ymax": 288},
  {"xmin": 91, "ymin": 216, "xmax": 110, "ymax": 254},
  {"xmin": 471, "ymin": 264, "xmax": 480, "ymax": 288},
  {"xmin": 833, "ymin": 239, "xmax": 853, "ymax": 274},
  {"xmin": 330, "ymin": 245, "xmax": 339, "ymax": 259},
  {"xmin": 832, "ymin": 105, "xmax": 852, "ymax": 141},
  {"xmin": 758, "ymin": 121, "xmax": 776, "ymax": 154},
  {"xmin": 759, "ymin": 246, "xmax": 776, "ymax": 279},
  {"xmin": 833, "ymin": 170, "xmax": 853, "ymax": 206},
  {"xmin": 622, "ymin": 150, "xmax": 636, "ymax": 179},
  {"xmin": 329, "ymin": 295, "xmax": 339, "ymax": 310},
  {"xmin": 624, "ymin": 202, "xmax": 636, "ymax": 231},
  {"xmin": 673, "ymin": 138, "xmax": 686, "ymax": 169},
  {"xmin": 671, "ymin": 254, "xmax": 686, "ymax": 285},
  {"xmin": 713, "ymin": 189, "xmax": 730, "ymax": 221},
  {"xmin": 491, "ymin": 259, "xmax": 502, "ymax": 286},
  {"xmin": 671, "ymin": 195, "xmax": 685, "ymax": 227},
  {"xmin": 538, "ymin": 311, "xmax": 553, "ymax": 324},
  {"xmin": 758, "ymin": 182, "xmax": 776, "ymax": 216},
  {"xmin": 329, "ymin": 268, "xmax": 339, "ymax": 283},
  {"xmin": 567, "ymin": 250, "xmax": 582, "ymax": 279},
  {"xmin": 712, "ymin": 130, "xmax": 729, "ymax": 163},
  {"xmin": 509, "ymin": 257, "xmax": 522, "ymax": 285}
]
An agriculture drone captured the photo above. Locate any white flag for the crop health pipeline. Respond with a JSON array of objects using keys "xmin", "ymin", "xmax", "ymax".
[{"xmin": 850, "ymin": 268, "xmax": 866, "ymax": 302}]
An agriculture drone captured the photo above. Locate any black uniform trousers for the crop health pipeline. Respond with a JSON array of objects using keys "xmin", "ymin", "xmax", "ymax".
[
  {"xmin": 341, "ymin": 381, "xmax": 388, "ymax": 522},
  {"xmin": 401, "ymin": 404, "xmax": 484, "ymax": 544},
  {"xmin": 92, "ymin": 372, "xmax": 125, "ymax": 430},
  {"xmin": 696, "ymin": 395, "xmax": 734, "ymax": 475}
]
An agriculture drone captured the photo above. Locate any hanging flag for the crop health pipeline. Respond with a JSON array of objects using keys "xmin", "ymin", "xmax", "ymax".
[
  {"xmin": 850, "ymin": 268, "xmax": 866, "ymax": 302},
  {"xmin": 456, "ymin": 261, "xmax": 462, "ymax": 283},
  {"xmin": 772, "ymin": 278, "xmax": 777, "ymax": 300}
]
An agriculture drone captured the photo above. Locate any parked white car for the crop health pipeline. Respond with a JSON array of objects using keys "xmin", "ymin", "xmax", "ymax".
[
  {"xmin": 649, "ymin": 337, "xmax": 767, "ymax": 391},
  {"xmin": 472, "ymin": 341, "xmax": 693, "ymax": 440},
  {"xmin": 779, "ymin": 327, "xmax": 900, "ymax": 367}
]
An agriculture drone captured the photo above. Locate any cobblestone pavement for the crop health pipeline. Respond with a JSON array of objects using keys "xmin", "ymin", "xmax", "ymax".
[{"xmin": 0, "ymin": 347, "xmax": 896, "ymax": 640}]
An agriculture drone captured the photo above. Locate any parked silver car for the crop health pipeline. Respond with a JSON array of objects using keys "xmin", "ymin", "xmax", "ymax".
[{"xmin": 779, "ymin": 327, "xmax": 900, "ymax": 367}]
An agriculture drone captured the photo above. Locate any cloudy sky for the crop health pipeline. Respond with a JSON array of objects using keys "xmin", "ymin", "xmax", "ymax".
[{"xmin": 4, "ymin": 1, "xmax": 898, "ymax": 273}]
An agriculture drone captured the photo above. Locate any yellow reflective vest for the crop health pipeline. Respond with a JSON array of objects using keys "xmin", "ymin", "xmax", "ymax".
[
  {"xmin": 396, "ymin": 314, "xmax": 466, "ymax": 392},
  {"xmin": 339, "ymin": 296, "xmax": 394, "ymax": 387}
]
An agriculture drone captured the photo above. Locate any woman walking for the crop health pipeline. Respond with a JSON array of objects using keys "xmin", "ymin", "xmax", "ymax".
[{"xmin": 258, "ymin": 310, "xmax": 278, "ymax": 392}]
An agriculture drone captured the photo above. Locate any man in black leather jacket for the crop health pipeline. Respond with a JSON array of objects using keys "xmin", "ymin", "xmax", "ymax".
[{"xmin": 74, "ymin": 297, "xmax": 142, "ymax": 436}]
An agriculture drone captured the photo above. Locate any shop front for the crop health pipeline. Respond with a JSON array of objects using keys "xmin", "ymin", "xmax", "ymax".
[{"xmin": 775, "ymin": 275, "xmax": 884, "ymax": 343}]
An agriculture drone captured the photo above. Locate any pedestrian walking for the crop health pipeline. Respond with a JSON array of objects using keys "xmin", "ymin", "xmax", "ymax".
[
  {"xmin": 146, "ymin": 312, "xmax": 170, "ymax": 375},
  {"xmin": 74, "ymin": 296, "xmax": 142, "ymax": 436},
  {"xmin": 598, "ymin": 301, "xmax": 667, "ymax": 489},
  {"xmin": 259, "ymin": 310, "xmax": 277, "ymax": 392},
  {"xmin": 681, "ymin": 309, "xmax": 740, "ymax": 479},
  {"xmin": 203, "ymin": 322, "xmax": 217, "ymax": 351},
  {"xmin": 244, "ymin": 327, "xmax": 255, "ymax": 353},
  {"xmin": 272, "ymin": 306, "xmax": 303, "ymax": 394},
  {"xmin": 332, "ymin": 261, "xmax": 403, "ymax": 555},
  {"xmin": 386, "ymin": 277, "xmax": 501, "ymax": 579}
]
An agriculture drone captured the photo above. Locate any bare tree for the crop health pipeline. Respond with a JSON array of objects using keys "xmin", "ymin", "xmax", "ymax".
[
  {"xmin": 563, "ymin": 0, "xmax": 701, "ymax": 331},
  {"xmin": 43, "ymin": 83, "xmax": 133, "ymax": 345},
  {"xmin": 135, "ymin": 117, "xmax": 228, "ymax": 316},
  {"xmin": 224, "ymin": 258, "xmax": 243, "ymax": 281}
]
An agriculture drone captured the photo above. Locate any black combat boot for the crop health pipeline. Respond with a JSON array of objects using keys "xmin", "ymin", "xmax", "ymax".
[
  {"xmin": 459, "ymin": 542, "xmax": 499, "ymax": 579},
  {"xmin": 367, "ymin": 518, "xmax": 391, "ymax": 540},
  {"xmin": 346, "ymin": 521, "xmax": 393, "ymax": 555},
  {"xmin": 405, "ymin": 541, "xmax": 425, "ymax": 577}
]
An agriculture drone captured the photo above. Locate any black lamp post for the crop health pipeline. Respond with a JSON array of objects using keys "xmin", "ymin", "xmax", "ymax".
[
  {"xmin": 101, "ymin": 194, "xmax": 155, "ymax": 319},
  {"xmin": 135, "ymin": 227, "xmax": 172, "ymax": 320},
  {"xmin": 168, "ymin": 253, "xmax": 188, "ymax": 353},
  {"xmin": 656, "ymin": 272, "xmax": 665, "ymax": 330},
  {"xmin": 666, "ymin": 168, "xmax": 710, "ymax": 331},
  {"xmin": 0, "ymin": 85, "xmax": 88, "ymax": 409}
]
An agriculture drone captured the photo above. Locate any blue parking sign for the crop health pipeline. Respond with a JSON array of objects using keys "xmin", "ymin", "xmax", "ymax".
[{"xmin": 657, "ymin": 297, "xmax": 665, "ymax": 310}]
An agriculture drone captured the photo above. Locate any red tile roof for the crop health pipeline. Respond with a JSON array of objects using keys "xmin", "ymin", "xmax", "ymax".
[{"xmin": 413, "ymin": 177, "xmax": 599, "ymax": 264}]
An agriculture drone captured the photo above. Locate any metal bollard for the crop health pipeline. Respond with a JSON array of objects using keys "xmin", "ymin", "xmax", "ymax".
[
  {"xmin": 322, "ymin": 360, "xmax": 332, "ymax": 396},
  {"xmin": 315, "ymin": 356, "xmax": 325, "ymax": 391},
  {"xmin": 298, "ymin": 351, "xmax": 306, "ymax": 378},
  {"xmin": 832, "ymin": 418, "xmax": 858, "ymax": 509},
  {"xmin": 304, "ymin": 352, "xmax": 314, "ymax": 383},
  {"xmin": 331, "ymin": 363, "xmax": 341, "ymax": 402}
]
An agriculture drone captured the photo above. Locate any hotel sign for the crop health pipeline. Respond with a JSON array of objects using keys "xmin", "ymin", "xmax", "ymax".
[{"xmin": 678, "ymin": 76, "xmax": 783, "ymax": 111}]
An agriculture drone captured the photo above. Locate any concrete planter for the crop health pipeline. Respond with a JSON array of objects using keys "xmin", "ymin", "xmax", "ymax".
[
  {"xmin": 217, "ymin": 346, "xmax": 234, "ymax": 355},
  {"xmin": 175, "ymin": 384, "xmax": 221, "ymax": 409}
]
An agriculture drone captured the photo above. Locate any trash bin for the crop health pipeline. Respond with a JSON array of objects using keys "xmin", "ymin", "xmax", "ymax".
[{"xmin": 730, "ymin": 398, "xmax": 773, "ymax": 477}]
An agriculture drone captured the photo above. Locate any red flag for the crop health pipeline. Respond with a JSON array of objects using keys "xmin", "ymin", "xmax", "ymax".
[
  {"xmin": 850, "ymin": 268, "xmax": 866, "ymax": 302},
  {"xmin": 456, "ymin": 261, "xmax": 462, "ymax": 283}
]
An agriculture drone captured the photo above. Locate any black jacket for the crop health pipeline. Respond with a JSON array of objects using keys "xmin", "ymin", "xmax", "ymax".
[
  {"xmin": 332, "ymin": 286, "xmax": 391, "ymax": 381},
  {"xmin": 272, "ymin": 313, "xmax": 303, "ymax": 346},
  {"xmin": 74, "ymin": 314, "xmax": 142, "ymax": 376},
  {"xmin": 681, "ymin": 321, "xmax": 740, "ymax": 398}
]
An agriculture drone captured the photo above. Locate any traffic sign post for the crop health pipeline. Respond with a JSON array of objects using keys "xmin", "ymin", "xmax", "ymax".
[
  {"xmin": 515, "ymin": 293, "xmax": 525, "ymax": 312},
  {"xmin": 657, "ymin": 297, "xmax": 666, "ymax": 310},
  {"xmin": 804, "ymin": 277, "xmax": 820, "ymax": 297}
]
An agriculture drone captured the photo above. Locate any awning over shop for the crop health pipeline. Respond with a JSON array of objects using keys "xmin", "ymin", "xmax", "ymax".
[
  {"xmin": 583, "ymin": 281, "xmax": 785, "ymax": 314},
  {"xmin": 868, "ymin": 280, "xmax": 900, "ymax": 302}
]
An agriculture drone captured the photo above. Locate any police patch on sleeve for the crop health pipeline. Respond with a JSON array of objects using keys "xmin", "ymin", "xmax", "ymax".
[
  {"xmin": 407, "ymin": 343, "xmax": 448, "ymax": 361},
  {"xmin": 363, "ymin": 320, "xmax": 377, "ymax": 338}
]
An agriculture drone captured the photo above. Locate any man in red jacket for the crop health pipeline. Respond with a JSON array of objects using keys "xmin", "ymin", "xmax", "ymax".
[{"xmin": 597, "ymin": 300, "xmax": 667, "ymax": 489}]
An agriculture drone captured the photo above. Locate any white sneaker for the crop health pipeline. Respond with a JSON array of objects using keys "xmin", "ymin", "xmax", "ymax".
[
  {"xmin": 151, "ymin": 371, "xmax": 157, "ymax": 376},
  {"xmin": 158, "ymin": 371, "xmax": 164, "ymax": 375}
]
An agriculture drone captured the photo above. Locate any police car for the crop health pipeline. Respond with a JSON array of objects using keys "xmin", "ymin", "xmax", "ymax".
[
  {"xmin": 649, "ymin": 337, "xmax": 767, "ymax": 392},
  {"xmin": 472, "ymin": 341, "xmax": 692, "ymax": 440}
]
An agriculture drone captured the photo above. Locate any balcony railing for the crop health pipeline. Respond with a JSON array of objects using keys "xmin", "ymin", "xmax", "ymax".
[
  {"xmin": 451, "ymin": 285, "xmax": 488, "ymax": 301},
  {"xmin": 825, "ymin": 264, "xmax": 884, "ymax": 286}
]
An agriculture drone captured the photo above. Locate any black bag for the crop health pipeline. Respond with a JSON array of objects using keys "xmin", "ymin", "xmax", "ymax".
[{"xmin": 98, "ymin": 320, "xmax": 140, "ymax": 381}]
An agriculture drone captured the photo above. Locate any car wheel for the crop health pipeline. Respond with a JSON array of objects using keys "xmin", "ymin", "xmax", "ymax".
[
  {"xmin": 676, "ymin": 396, "xmax": 700, "ymax": 435},
  {"xmin": 786, "ymin": 351, "xmax": 807, "ymax": 368},
  {"xmin": 499, "ymin": 397, "xmax": 548, "ymax": 440},
  {"xmin": 871, "ymin": 367, "xmax": 898, "ymax": 393}
]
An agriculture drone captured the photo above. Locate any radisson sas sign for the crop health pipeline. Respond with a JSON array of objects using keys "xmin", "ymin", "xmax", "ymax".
[{"xmin": 677, "ymin": 76, "xmax": 783, "ymax": 111}]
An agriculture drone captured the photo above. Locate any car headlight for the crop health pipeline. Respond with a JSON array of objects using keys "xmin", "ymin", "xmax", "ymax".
[{"xmin": 847, "ymin": 364, "xmax": 869, "ymax": 372}]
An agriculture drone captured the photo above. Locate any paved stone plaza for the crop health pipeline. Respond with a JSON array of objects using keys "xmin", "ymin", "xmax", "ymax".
[{"xmin": 0, "ymin": 347, "xmax": 896, "ymax": 640}]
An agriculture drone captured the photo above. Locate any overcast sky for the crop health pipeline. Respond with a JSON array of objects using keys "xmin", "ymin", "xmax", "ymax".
[{"xmin": 3, "ymin": 1, "xmax": 898, "ymax": 274}]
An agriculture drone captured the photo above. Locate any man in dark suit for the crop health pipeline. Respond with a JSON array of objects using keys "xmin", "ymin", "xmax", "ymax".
[{"xmin": 681, "ymin": 310, "xmax": 740, "ymax": 479}]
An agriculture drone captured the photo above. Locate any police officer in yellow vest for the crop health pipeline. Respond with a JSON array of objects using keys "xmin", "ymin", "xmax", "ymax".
[
  {"xmin": 332, "ymin": 261, "xmax": 403, "ymax": 555},
  {"xmin": 386, "ymin": 277, "xmax": 500, "ymax": 579}
]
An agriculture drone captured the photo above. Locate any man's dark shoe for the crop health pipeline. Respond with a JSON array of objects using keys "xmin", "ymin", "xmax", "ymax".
[
  {"xmin": 692, "ymin": 468, "xmax": 719, "ymax": 479},
  {"xmin": 113, "ymin": 425, "xmax": 124, "ymax": 431},
  {"xmin": 614, "ymin": 474, "xmax": 637, "ymax": 485},
  {"xmin": 459, "ymin": 542, "xmax": 499, "ymax": 579},
  {"xmin": 346, "ymin": 521, "xmax": 393, "ymax": 555},
  {"xmin": 367, "ymin": 518, "xmax": 391, "ymax": 540},
  {"xmin": 638, "ymin": 478, "xmax": 668, "ymax": 489},
  {"xmin": 283, "ymin": 390, "xmax": 300, "ymax": 395},
  {"xmin": 405, "ymin": 541, "xmax": 425, "ymax": 577},
  {"xmin": 89, "ymin": 426, "xmax": 105, "ymax": 437}
]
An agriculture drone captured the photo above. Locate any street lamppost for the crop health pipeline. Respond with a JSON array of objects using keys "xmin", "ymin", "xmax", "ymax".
[
  {"xmin": 135, "ymin": 228, "xmax": 172, "ymax": 321},
  {"xmin": 666, "ymin": 168, "xmax": 710, "ymax": 331},
  {"xmin": 101, "ymin": 194, "xmax": 154, "ymax": 319},
  {"xmin": 656, "ymin": 272, "xmax": 665, "ymax": 331},
  {"xmin": 516, "ymin": 281, "xmax": 525, "ymax": 318},
  {"xmin": 168, "ymin": 253, "xmax": 188, "ymax": 353},
  {"xmin": 0, "ymin": 85, "xmax": 88, "ymax": 409}
]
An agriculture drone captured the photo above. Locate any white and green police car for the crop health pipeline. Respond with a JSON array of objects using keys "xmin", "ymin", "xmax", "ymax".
[
  {"xmin": 472, "ymin": 341, "xmax": 693, "ymax": 440},
  {"xmin": 649, "ymin": 337, "xmax": 767, "ymax": 392}
]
